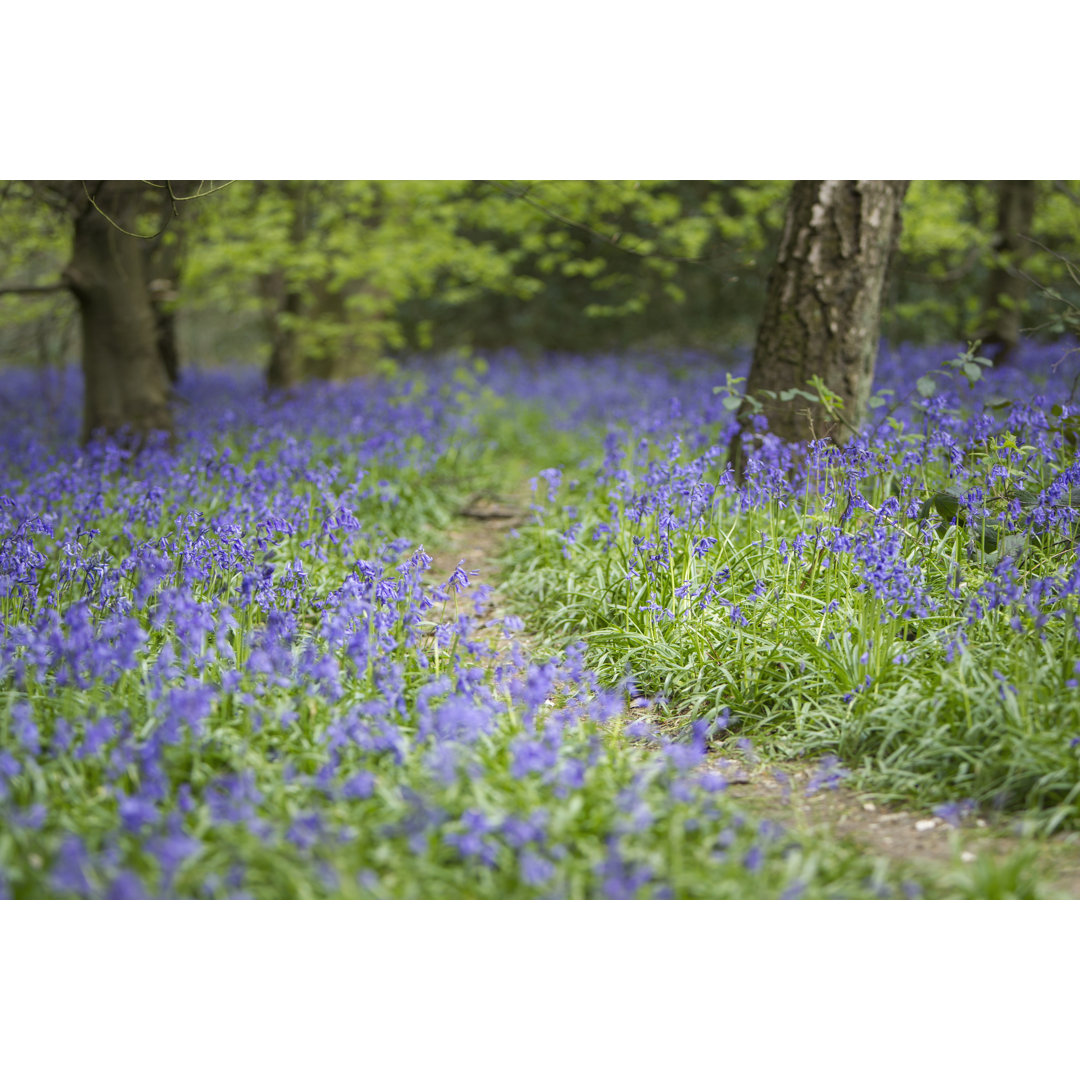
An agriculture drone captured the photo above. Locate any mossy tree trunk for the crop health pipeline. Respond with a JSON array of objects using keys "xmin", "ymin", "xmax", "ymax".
[
  {"xmin": 981, "ymin": 180, "xmax": 1035, "ymax": 364},
  {"xmin": 732, "ymin": 180, "xmax": 909, "ymax": 468},
  {"xmin": 62, "ymin": 182, "xmax": 173, "ymax": 443}
]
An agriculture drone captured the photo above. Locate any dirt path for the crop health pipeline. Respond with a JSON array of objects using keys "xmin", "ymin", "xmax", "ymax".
[
  {"xmin": 425, "ymin": 491, "xmax": 528, "ymax": 634},
  {"xmin": 711, "ymin": 761, "xmax": 1080, "ymax": 897},
  {"xmin": 426, "ymin": 488, "xmax": 1080, "ymax": 898}
]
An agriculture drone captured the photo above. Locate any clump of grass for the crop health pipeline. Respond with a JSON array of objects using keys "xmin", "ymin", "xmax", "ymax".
[{"xmin": 500, "ymin": 340, "xmax": 1080, "ymax": 834}]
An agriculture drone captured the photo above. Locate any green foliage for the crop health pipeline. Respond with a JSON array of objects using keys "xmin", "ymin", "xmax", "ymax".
[
  {"xmin": 4, "ymin": 179, "xmax": 1080, "ymax": 374},
  {"xmin": 889, "ymin": 180, "xmax": 1080, "ymax": 343},
  {"xmin": 176, "ymin": 180, "xmax": 795, "ymax": 363},
  {"xmin": 0, "ymin": 183, "xmax": 76, "ymax": 366}
]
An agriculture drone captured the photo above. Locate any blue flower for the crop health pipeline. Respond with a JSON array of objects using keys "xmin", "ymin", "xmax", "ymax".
[
  {"xmin": 118, "ymin": 796, "xmax": 159, "ymax": 832},
  {"xmin": 519, "ymin": 850, "xmax": 555, "ymax": 887},
  {"xmin": 693, "ymin": 536, "xmax": 717, "ymax": 558},
  {"xmin": 11, "ymin": 701, "xmax": 40, "ymax": 755},
  {"xmin": 447, "ymin": 561, "xmax": 472, "ymax": 592},
  {"xmin": 51, "ymin": 835, "xmax": 92, "ymax": 895}
]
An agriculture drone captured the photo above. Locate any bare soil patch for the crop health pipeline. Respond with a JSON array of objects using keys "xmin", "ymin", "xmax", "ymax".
[
  {"xmin": 424, "ymin": 490, "xmax": 530, "ymax": 663},
  {"xmin": 709, "ymin": 759, "xmax": 1080, "ymax": 897},
  {"xmin": 425, "ymin": 492, "xmax": 525, "ymax": 595}
]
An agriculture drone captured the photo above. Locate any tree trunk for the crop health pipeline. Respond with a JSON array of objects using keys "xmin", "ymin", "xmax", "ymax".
[
  {"xmin": 264, "ymin": 277, "xmax": 303, "ymax": 391},
  {"xmin": 304, "ymin": 279, "xmax": 386, "ymax": 381},
  {"xmin": 263, "ymin": 181, "xmax": 307, "ymax": 392},
  {"xmin": 303, "ymin": 278, "xmax": 346, "ymax": 381},
  {"xmin": 145, "ymin": 227, "xmax": 183, "ymax": 386},
  {"xmin": 732, "ymin": 180, "xmax": 909, "ymax": 469},
  {"xmin": 150, "ymin": 282, "xmax": 181, "ymax": 386},
  {"xmin": 63, "ymin": 183, "xmax": 172, "ymax": 443},
  {"xmin": 981, "ymin": 180, "xmax": 1035, "ymax": 364}
]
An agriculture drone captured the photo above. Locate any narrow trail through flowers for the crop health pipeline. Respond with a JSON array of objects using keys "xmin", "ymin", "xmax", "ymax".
[{"xmin": 430, "ymin": 485, "xmax": 1080, "ymax": 898}]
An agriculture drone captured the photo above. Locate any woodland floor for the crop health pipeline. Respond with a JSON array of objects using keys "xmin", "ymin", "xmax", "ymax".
[{"xmin": 429, "ymin": 488, "xmax": 1080, "ymax": 899}]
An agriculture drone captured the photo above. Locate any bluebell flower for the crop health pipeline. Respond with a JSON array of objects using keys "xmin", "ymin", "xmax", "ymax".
[
  {"xmin": 12, "ymin": 804, "xmax": 46, "ymax": 830},
  {"xmin": 519, "ymin": 850, "xmax": 555, "ymax": 887},
  {"xmin": 11, "ymin": 701, "xmax": 40, "ymax": 755},
  {"xmin": 118, "ymin": 796, "xmax": 159, "ymax": 832},
  {"xmin": 933, "ymin": 799, "xmax": 977, "ymax": 827},
  {"xmin": 501, "ymin": 811, "xmax": 549, "ymax": 848},
  {"xmin": 693, "ymin": 536, "xmax": 717, "ymax": 558},
  {"xmin": 807, "ymin": 755, "xmax": 850, "ymax": 794},
  {"xmin": 106, "ymin": 872, "xmax": 148, "ymax": 900},
  {"xmin": 447, "ymin": 561, "xmax": 472, "ymax": 593},
  {"xmin": 0, "ymin": 751, "xmax": 21, "ymax": 782},
  {"xmin": 51, "ymin": 835, "xmax": 92, "ymax": 895}
]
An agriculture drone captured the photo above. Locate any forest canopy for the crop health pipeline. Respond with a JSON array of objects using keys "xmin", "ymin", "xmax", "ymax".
[{"xmin": 2, "ymin": 180, "xmax": 1078, "ymax": 381}]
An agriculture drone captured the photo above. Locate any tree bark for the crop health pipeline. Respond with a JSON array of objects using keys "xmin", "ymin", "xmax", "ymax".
[
  {"xmin": 304, "ymin": 279, "xmax": 385, "ymax": 381},
  {"xmin": 262, "ymin": 181, "xmax": 307, "ymax": 392},
  {"xmin": 63, "ymin": 183, "xmax": 173, "ymax": 443},
  {"xmin": 148, "ymin": 274, "xmax": 181, "ymax": 386},
  {"xmin": 981, "ymin": 180, "xmax": 1035, "ymax": 364},
  {"xmin": 732, "ymin": 180, "xmax": 909, "ymax": 469},
  {"xmin": 144, "ymin": 204, "xmax": 185, "ymax": 386},
  {"xmin": 264, "ymin": 276, "xmax": 303, "ymax": 391}
]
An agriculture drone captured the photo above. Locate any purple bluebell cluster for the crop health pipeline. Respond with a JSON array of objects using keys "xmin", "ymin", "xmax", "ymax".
[
  {"xmin": 1, "ymin": 361, "xmax": 836, "ymax": 899},
  {"xmin": 514, "ymin": 339, "xmax": 1080, "ymax": 646},
  {"xmin": 501, "ymin": 339, "xmax": 1080, "ymax": 825}
]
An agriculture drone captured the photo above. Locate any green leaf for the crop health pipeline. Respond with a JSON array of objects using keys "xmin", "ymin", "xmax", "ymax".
[
  {"xmin": 918, "ymin": 490, "xmax": 963, "ymax": 523},
  {"xmin": 722, "ymin": 396, "xmax": 742, "ymax": 412},
  {"xmin": 1054, "ymin": 485, "xmax": 1080, "ymax": 510},
  {"xmin": 1011, "ymin": 488, "xmax": 1040, "ymax": 509},
  {"xmin": 916, "ymin": 376, "xmax": 937, "ymax": 398}
]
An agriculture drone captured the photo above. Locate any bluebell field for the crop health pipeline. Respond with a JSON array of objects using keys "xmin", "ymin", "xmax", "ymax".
[
  {"xmin": 2, "ymin": 339, "xmax": 1079, "ymax": 898},
  {"xmin": 501, "ymin": 339, "xmax": 1080, "ymax": 838}
]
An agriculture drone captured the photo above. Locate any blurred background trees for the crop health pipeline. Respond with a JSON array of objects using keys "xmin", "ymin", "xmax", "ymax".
[{"xmin": 1, "ymin": 179, "xmax": 1077, "ymax": 436}]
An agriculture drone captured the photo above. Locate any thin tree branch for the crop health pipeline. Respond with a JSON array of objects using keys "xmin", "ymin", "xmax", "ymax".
[
  {"xmin": 1053, "ymin": 181, "xmax": 1080, "ymax": 208},
  {"xmin": 164, "ymin": 179, "xmax": 236, "ymax": 202},
  {"xmin": 82, "ymin": 181, "xmax": 173, "ymax": 239},
  {"xmin": 78, "ymin": 180, "xmax": 235, "ymax": 238}
]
